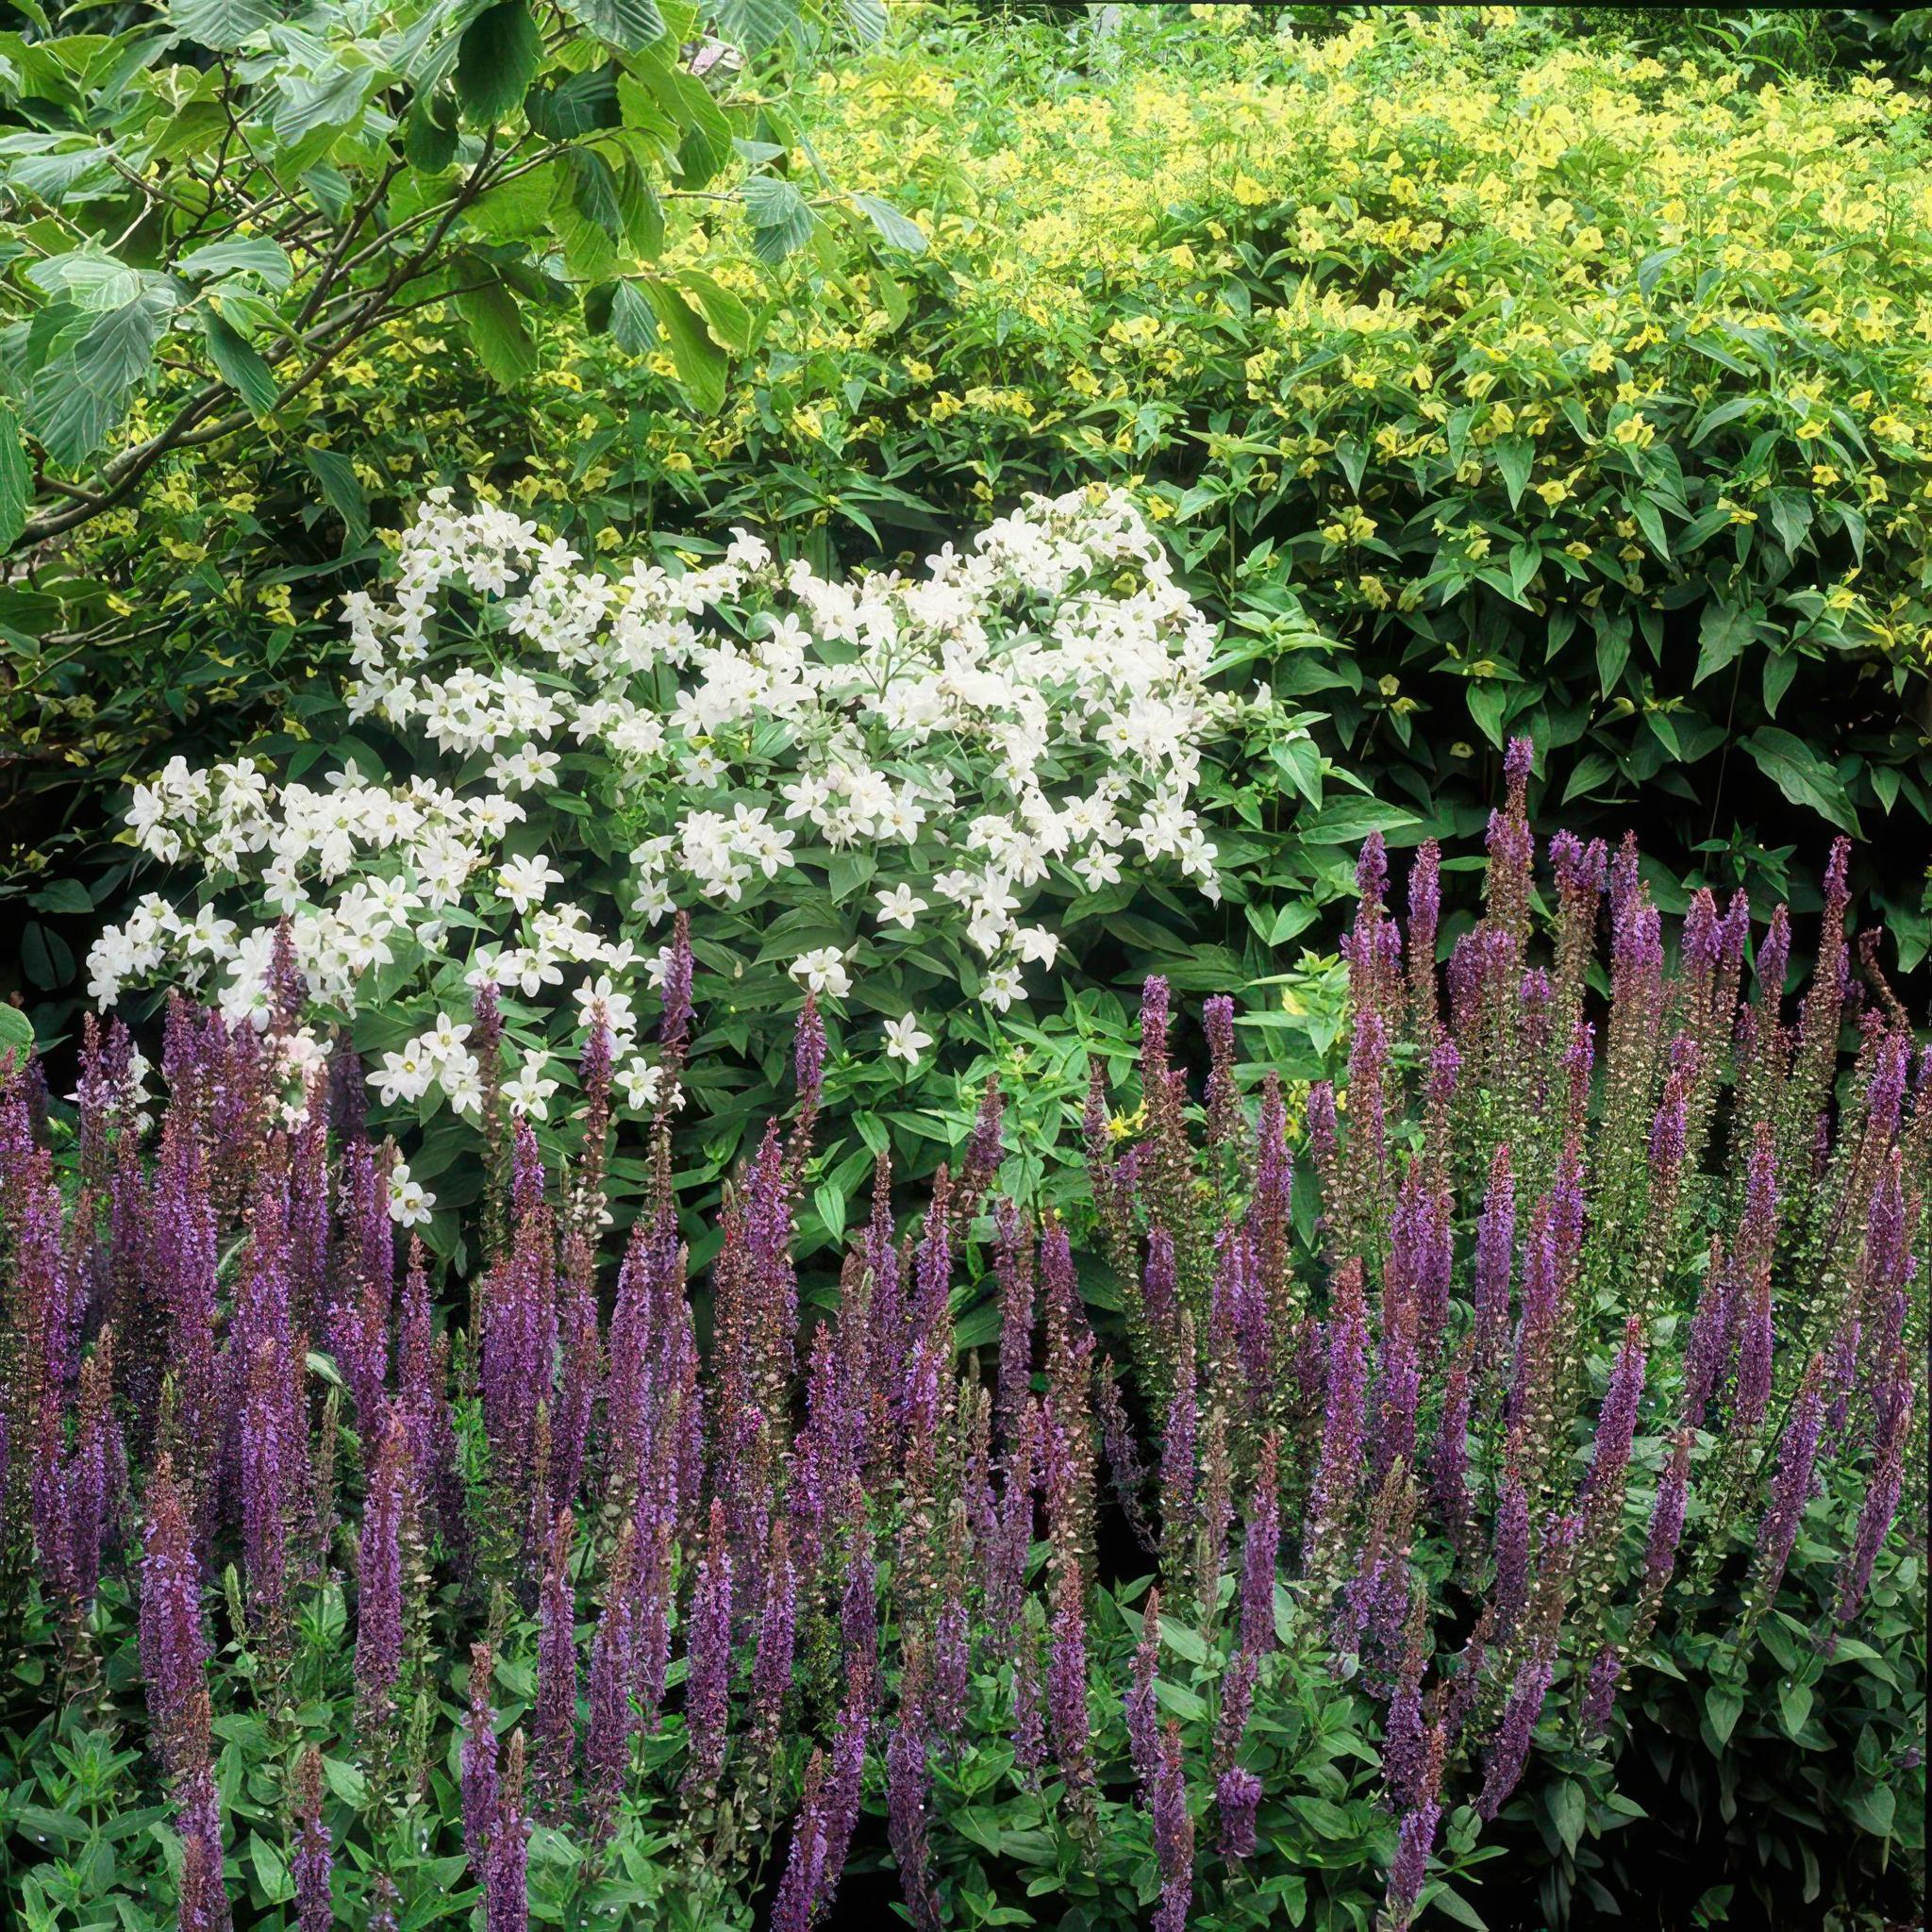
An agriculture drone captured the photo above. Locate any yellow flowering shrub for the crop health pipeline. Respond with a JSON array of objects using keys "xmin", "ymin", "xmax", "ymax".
[{"xmin": 18, "ymin": 3, "xmax": 1932, "ymax": 974}]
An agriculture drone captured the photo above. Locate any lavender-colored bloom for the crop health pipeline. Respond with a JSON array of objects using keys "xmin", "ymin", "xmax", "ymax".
[
  {"xmin": 1642, "ymin": 1428, "xmax": 1694, "ymax": 1604},
  {"xmin": 1491, "ymin": 1473, "xmax": 1530, "ymax": 1646},
  {"xmin": 139, "ymin": 1455, "xmax": 211, "ymax": 1783},
  {"xmin": 816, "ymin": 1690, "xmax": 870, "ymax": 1917},
  {"xmin": 1477, "ymin": 1652, "xmax": 1554, "ymax": 1820},
  {"xmin": 462, "ymin": 1644, "xmax": 499, "ymax": 1868},
  {"xmin": 1204, "ymin": 995, "xmax": 1240, "ymax": 1145},
  {"xmin": 1095, "ymin": 1359, "xmax": 1155, "ymax": 1554},
  {"xmin": 1239, "ymin": 1438, "xmax": 1281, "ymax": 1655},
  {"xmin": 354, "ymin": 1407, "xmax": 409, "ymax": 1736},
  {"xmin": 1473, "ymin": 1143, "xmax": 1515, "ymax": 1380},
  {"xmin": 1580, "ymin": 1644, "xmax": 1623, "ymax": 1739},
  {"xmin": 1750, "ymin": 1360, "xmax": 1827, "ymax": 1613},
  {"xmin": 291, "ymin": 1747, "xmax": 332, "ymax": 1932},
  {"xmin": 1046, "ymin": 1573, "xmax": 1093, "ymax": 1801},
  {"xmin": 533, "ymin": 1511, "xmax": 577, "ymax": 1806},
  {"xmin": 1141, "ymin": 1226, "xmax": 1178, "ymax": 1365},
  {"xmin": 659, "ymin": 908, "xmax": 694, "ymax": 1055},
  {"xmin": 793, "ymin": 991, "xmax": 825, "ymax": 1115},
  {"xmin": 752, "ymin": 1520, "xmax": 799, "ymax": 1746},
  {"xmin": 1581, "ymin": 1318, "xmax": 1646, "ymax": 1520},
  {"xmin": 772, "ymin": 1767, "xmax": 828, "ymax": 1932},
  {"xmin": 1158, "ymin": 1335, "xmax": 1197, "ymax": 1583},
  {"xmin": 1681, "ymin": 1239, "xmax": 1733, "ymax": 1431},
  {"xmin": 486, "ymin": 1731, "xmax": 531, "ymax": 1932},
  {"xmin": 886, "ymin": 1703, "xmax": 940, "ymax": 1932},
  {"xmin": 1216, "ymin": 1767, "xmax": 1262, "ymax": 1859},
  {"xmin": 1305, "ymin": 1261, "xmax": 1369, "ymax": 1566},
  {"xmin": 1383, "ymin": 1721, "xmax": 1447, "ymax": 1928},
  {"xmin": 1150, "ymin": 1721, "xmax": 1193, "ymax": 1932},
  {"xmin": 1126, "ymin": 1586, "xmax": 1162, "ymax": 1788},
  {"xmin": 1429, "ymin": 1363, "xmax": 1472, "ymax": 1544},
  {"xmin": 682, "ymin": 1503, "xmax": 734, "ymax": 1790},
  {"xmin": 1836, "ymin": 1371, "xmax": 1914, "ymax": 1627}
]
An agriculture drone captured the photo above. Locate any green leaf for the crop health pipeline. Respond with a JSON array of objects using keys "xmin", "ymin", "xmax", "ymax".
[
  {"xmin": 1705, "ymin": 1684, "xmax": 1745, "ymax": 1748},
  {"xmin": 1694, "ymin": 602, "xmax": 1757, "ymax": 686},
  {"xmin": 1548, "ymin": 1779, "xmax": 1586, "ymax": 1856},
  {"xmin": 456, "ymin": 1, "xmax": 542, "ymax": 125},
  {"xmin": 1776, "ymin": 1678, "xmax": 1814, "ymax": 1738},
  {"xmin": 249, "ymin": 1832, "xmax": 293, "ymax": 1903},
  {"xmin": 675, "ymin": 269, "xmax": 751, "ymax": 353},
  {"xmin": 1466, "ymin": 680, "xmax": 1507, "ymax": 748},
  {"xmin": 0, "ymin": 402, "xmax": 27, "ymax": 548},
  {"xmin": 456, "ymin": 282, "xmax": 538, "ymax": 387},
  {"xmin": 1297, "ymin": 795, "xmax": 1421, "ymax": 845},
  {"xmin": 176, "ymin": 237, "xmax": 294, "ymax": 291},
  {"xmin": 713, "ymin": 0, "xmax": 798, "ymax": 54},
  {"xmin": 300, "ymin": 446, "xmax": 369, "ymax": 541},
  {"xmin": 0, "ymin": 1006, "xmax": 32, "ymax": 1059},
  {"xmin": 170, "ymin": 0, "xmax": 274, "ymax": 50},
  {"xmin": 1492, "ymin": 438, "xmax": 1532, "ymax": 509},
  {"xmin": 1631, "ymin": 494, "xmax": 1669, "ymax": 560},
  {"xmin": 850, "ymin": 192, "xmax": 926, "ymax": 253},
  {"xmin": 204, "ymin": 311, "xmax": 279, "ymax": 415},
  {"xmin": 1746, "ymin": 727, "xmax": 1858, "ymax": 835},
  {"xmin": 642, "ymin": 280, "xmax": 726, "ymax": 411},
  {"xmin": 319, "ymin": 1756, "xmax": 368, "ymax": 1807},
  {"xmin": 1845, "ymin": 1784, "xmax": 1895, "ymax": 1838},
  {"xmin": 741, "ymin": 174, "xmax": 817, "ymax": 263},
  {"xmin": 25, "ymin": 290, "xmax": 173, "ymax": 466},
  {"xmin": 28, "ymin": 877, "xmax": 93, "ymax": 916},
  {"xmin": 561, "ymin": 0, "xmax": 666, "ymax": 51},
  {"xmin": 608, "ymin": 279, "xmax": 658, "ymax": 355}
]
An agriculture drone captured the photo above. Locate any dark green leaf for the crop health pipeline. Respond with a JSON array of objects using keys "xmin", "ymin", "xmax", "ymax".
[
  {"xmin": 456, "ymin": 1, "xmax": 542, "ymax": 125},
  {"xmin": 560, "ymin": 0, "xmax": 666, "ymax": 52},
  {"xmin": 204, "ymin": 311, "xmax": 279, "ymax": 414},
  {"xmin": 457, "ymin": 281, "xmax": 538, "ymax": 386},
  {"xmin": 741, "ymin": 174, "xmax": 816, "ymax": 263},
  {"xmin": 850, "ymin": 192, "xmax": 927, "ymax": 254}
]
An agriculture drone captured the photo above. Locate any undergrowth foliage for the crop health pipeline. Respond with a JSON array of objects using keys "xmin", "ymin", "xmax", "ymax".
[{"xmin": 0, "ymin": 743, "xmax": 1924, "ymax": 1930}]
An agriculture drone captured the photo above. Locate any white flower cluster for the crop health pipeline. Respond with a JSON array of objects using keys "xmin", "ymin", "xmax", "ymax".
[{"xmin": 89, "ymin": 484, "xmax": 1242, "ymax": 1124}]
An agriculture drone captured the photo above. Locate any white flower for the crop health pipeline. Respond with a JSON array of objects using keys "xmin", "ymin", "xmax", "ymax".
[
  {"xmin": 504, "ymin": 1054, "xmax": 560, "ymax": 1119},
  {"xmin": 791, "ymin": 947, "xmax": 852, "ymax": 999},
  {"xmin": 1013, "ymin": 925, "xmax": 1059, "ymax": 968},
  {"xmin": 883, "ymin": 1013, "xmax": 933, "ymax": 1067},
  {"xmin": 615, "ymin": 1057, "xmax": 664, "ymax": 1111},
  {"xmin": 497, "ymin": 851, "xmax": 564, "ymax": 910},
  {"xmin": 981, "ymin": 966, "xmax": 1025, "ymax": 1012},
  {"xmin": 387, "ymin": 1162, "xmax": 435, "ymax": 1226},
  {"xmin": 874, "ymin": 884, "xmax": 927, "ymax": 931},
  {"xmin": 374, "ymin": 1046, "xmax": 435, "ymax": 1106}
]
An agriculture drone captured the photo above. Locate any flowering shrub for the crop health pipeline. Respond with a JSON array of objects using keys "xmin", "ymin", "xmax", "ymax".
[
  {"xmin": 13, "ymin": 3, "xmax": 1930, "ymax": 1021},
  {"xmin": 5, "ymin": 747, "xmax": 1923, "ymax": 1929},
  {"xmin": 85, "ymin": 485, "xmax": 1313, "ymax": 1222}
]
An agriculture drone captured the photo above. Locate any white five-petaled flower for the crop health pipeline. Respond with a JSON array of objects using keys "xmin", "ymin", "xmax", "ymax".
[
  {"xmin": 874, "ymin": 884, "xmax": 927, "ymax": 931},
  {"xmin": 387, "ymin": 1162, "xmax": 435, "ymax": 1226},
  {"xmin": 791, "ymin": 947, "xmax": 852, "ymax": 999},
  {"xmin": 883, "ymin": 1013, "xmax": 933, "ymax": 1067},
  {"xmin": 496, "ymin": 851, "xmax": 563, "ymax": 910}
]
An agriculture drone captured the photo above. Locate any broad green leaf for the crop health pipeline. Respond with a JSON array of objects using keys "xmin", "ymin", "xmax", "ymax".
[
  {"xmin": 1548, "ymin": 1779, "xmax": 1586, "ymax": 1856},
  {"xmin": 1693, "ymin": 601, "xmax": 1757, "ymax": 686},
  {"xmin": 249, "ymin": 1833, "xmax": 293, "ymax": 1903},
  {"xmin": 607, "ymin": 278, "xmax": 658, "ymax": 355},
  {"xmin": 300, "ymin": 446, "xmax": 369, "ymax": 541},
  {"xmin": 675, "ymin": 268, "xmax": 750, "ymax": 352},
  {"xmin": 850, "ymin": 192, "xmax": 927, "ymax": 254},
  {"xmin": 25, "ymin": 251, "xmax": 145, "ymax": 310},
  {"xmin": 642, "ymin": 280, "xmax": 726, "ymax": 411},
  {"xmin": 1776, "ymin": 1678, "xmax": 1813, "ymax": 1738},
  {"xmin": 1745, "ymin": 727, "xmax": 1858, "ymax": 835},
  {"xmin": 456, "ymin": 282, "xmax": 538, "ymax": 386},
  {"xmin": 0, "ymin": 1006, "xmax": 32, "ymax": 1059},
  {"xmin": 741, "ymin": 174, "xmax": 816, "ymax": 263},
  {"xmin": 0, "ymin": 403, "xmax": 26, "ymax": 547},
  {"xmin": 204, "ymin": 311, "xmax": 279, "ymax": 415},
  {"xmin": 561, "ymin": 0, "xmax": 666, "ymax": 51},
  {"xmin": 171, "ymin": 0, "xmax": 275, "ymax": 50},
  {"xmin": 25, "ymin": 290, "xmax": 173, "ymax": 466},
  {"xmin": 176, "ymin": 237, "xmax": 294, "ymax": 291},
  {"xmin": 456, "ymin": 1, "xmax": 541, "ymax": 124},
  {"xmin": 714, "ymin": 0, "xmax": 797, "ymax": 54},
  {"xmin": 1705, "ymin": 1684, "xmax": 1744, "ymax": 1748},
  {"xmin": 1296, "ymin": 796, "xmax": 1421, "ymax": 846}
]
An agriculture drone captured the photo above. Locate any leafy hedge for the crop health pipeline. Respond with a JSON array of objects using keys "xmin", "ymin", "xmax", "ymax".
[{"xmin": 9, "ymin": 2, "xmax": 1930, "ymax": 1026}]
